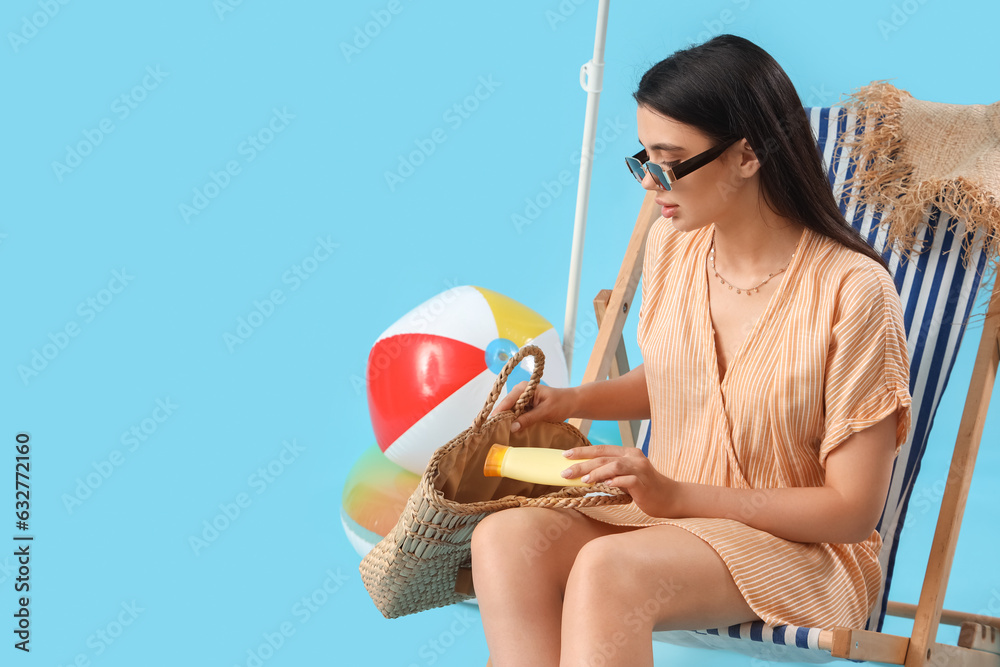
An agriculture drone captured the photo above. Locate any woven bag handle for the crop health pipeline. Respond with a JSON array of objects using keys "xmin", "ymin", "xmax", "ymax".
[{"xmin": 472, "ymin": 344, "xmax": 544, "ymax": 431}]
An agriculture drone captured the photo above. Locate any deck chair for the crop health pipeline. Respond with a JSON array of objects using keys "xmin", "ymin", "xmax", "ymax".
[{"xmin": 471, "ymin": 96, "xmax": 1000, "ymax": 666}]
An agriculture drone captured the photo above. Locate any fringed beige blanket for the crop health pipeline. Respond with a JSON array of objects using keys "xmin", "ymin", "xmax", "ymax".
[{"xmin": 838, "ymin": 82, "xmax": 1000, "ymax": 274}]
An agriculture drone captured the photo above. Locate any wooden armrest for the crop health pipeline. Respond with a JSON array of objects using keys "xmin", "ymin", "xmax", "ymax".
[{"xmin": 960, "ymin": 622, "xmax": 1000, "ymax": 656}]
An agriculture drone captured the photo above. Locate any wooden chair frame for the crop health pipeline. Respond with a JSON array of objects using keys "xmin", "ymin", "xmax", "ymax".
[{"xmin": 477, "ymin": 189, "xmax": 1000, "ymax": 666}]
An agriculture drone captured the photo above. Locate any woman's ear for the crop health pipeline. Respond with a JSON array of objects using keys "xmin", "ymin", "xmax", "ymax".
[{"xmin": 737, "ymin": 138, "xmax": 762, "ymax": 177}]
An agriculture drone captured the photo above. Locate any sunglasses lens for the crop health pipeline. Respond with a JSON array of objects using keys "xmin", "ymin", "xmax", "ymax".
[
  {"xmin": 647, "ymin": 164, "xmax": 671, "ymax": 191},
  {"xmin": 625, "ymin": 158, "xmax": 645, "ymax": 183},
  {"xmin": 625, "ymin": 155, "xmax": 674, "ymax": 190}
]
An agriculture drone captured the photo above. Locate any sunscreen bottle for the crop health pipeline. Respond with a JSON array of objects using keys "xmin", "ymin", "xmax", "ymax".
[{"xmin": 483, "ymin": 444, "xmax": 593, "ymax": 487}]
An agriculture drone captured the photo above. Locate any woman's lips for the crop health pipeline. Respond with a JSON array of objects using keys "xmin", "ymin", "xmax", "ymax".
[{"xmin": 660, "ymin": 204, "xmax": 678, "ymax": 218}]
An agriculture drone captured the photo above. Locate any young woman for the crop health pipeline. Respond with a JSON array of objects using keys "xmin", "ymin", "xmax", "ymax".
[{"xmin": 471, "ymin": 35, "xmax": 912, "ymax": 667}]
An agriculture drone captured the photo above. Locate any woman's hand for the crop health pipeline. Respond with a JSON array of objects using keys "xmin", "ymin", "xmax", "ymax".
[
  {"xmin": 491, "ymin": 382, "xmax": 579, "ymax": 433},
  {"xmin": 561, "ymin": 445, "xmax": 680, "ymax": 518}
]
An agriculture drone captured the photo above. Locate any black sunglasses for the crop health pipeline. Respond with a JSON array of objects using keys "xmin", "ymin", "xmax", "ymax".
[{"xmin": 625, "ymin": 138, "xmax": 739, "ymax": 190}]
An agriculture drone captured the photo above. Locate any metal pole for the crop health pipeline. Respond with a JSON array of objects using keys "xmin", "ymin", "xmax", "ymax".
[{"xmin": 562, "ymin": 0, "xmax": 610, "ymax": 378}]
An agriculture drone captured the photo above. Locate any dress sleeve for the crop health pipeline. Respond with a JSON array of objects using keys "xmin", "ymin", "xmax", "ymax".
[{"xmin": 819, "ymin": 262, "xmax": 912, "ymax": 467}]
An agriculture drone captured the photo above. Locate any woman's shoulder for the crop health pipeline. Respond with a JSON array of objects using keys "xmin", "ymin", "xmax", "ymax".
[{"xmin": 805, "ymin": 229, "xmax": 900, "ymax": 316}]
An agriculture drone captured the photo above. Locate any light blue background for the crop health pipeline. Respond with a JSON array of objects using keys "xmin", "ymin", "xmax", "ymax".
[{"xmin": 3, "ymin": 1, "xmax": 999, "ymax": 665}]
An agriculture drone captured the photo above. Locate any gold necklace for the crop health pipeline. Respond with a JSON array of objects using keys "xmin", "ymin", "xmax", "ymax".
[{"xmin": 709, "ymin": 233, "xmax": 794, "ymax": 296}]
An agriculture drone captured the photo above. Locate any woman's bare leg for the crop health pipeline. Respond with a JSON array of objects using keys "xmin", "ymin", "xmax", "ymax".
[
  {"xmin": 559, "ymin": 525, "xmax": 759, "ymax": 667},
  {"xmin": 471, "ymin": 507, "xmax": 636, "ymax": 667}
]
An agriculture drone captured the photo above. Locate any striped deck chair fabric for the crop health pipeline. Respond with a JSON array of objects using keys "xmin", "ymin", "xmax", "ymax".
[{"xmin": 643, "ymin": 105, "xmax": 992, "ymax": 662}]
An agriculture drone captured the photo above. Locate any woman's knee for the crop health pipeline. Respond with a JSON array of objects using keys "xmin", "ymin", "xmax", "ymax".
[
  {"xmin": 568, "ymin": 533, "xmax": 649, "ymax": 600},
  {"xmin": 571, "ymin": 534, "xmax": 623, "ymax": 575},
  {"xmin": 472, "ymin": 507, "xmax": 577, "ymax": 568},
  {"xmin": 565, "ymin": 528, "xmax": 753, "ymax": 631}
]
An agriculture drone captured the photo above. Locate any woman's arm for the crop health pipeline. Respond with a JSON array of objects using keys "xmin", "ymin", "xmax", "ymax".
[
  {"xmin": 565, "ymin": 412, "xmax": 898, "ymax": 544},
  {"xmin": 571, "ymin": 364, "xmax": 651, "ymax": 421},
  {"xmin": 672, "ymin": 413, "xmax": 897, "ymax": 543},
  {"xmin": 493, "ymin": 364, "xmax": 651, "ymax": 432}
]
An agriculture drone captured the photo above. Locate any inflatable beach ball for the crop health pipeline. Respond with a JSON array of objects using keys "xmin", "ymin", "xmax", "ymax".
[
  {"xmin": 341, "ymin": 444, "xmax": 421, "ymax": 558},
  {"xmin": 368, "ymin": 285, "xmax": 569, "ymax": 475}
]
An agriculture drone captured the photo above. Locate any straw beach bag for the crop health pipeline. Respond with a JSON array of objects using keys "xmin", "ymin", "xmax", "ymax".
[{"xmin": 359, "ymin": 344, "xmax": 632, "ymax": 619}]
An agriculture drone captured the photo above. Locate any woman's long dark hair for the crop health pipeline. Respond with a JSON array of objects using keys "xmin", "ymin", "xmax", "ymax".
[{"xmin": 635, "ymin": 34, "xmax": 888, "ymax": 270}]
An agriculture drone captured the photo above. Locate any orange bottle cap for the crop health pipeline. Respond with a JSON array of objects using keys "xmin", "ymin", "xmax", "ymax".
[{"xmin": 483, "ymin": 444, "xmax": 508, "ymax": 477}]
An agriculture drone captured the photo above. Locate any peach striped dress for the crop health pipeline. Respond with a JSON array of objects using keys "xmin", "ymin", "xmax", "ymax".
[{"xmin": 576, "ymin": 218, "xmax": 912, "ymax": 630}]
